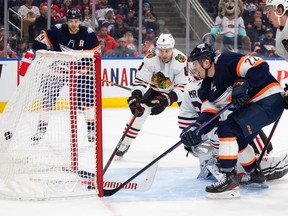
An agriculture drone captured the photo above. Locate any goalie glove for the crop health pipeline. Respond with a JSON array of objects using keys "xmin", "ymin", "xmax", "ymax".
[
  {"xmin": 232, "ymin": 79, "xmax": 250, "ymax": 108},
  {"xmin": 127, "ymin": 90, "xmax": 145, "ymax": 117},
  {"xmin": 150, "ymin": 91, "xmax": 177, "ymax": 115},
  {"xmin": 180, "ymin": 123, "xmax": 204, "ymax": 147}
]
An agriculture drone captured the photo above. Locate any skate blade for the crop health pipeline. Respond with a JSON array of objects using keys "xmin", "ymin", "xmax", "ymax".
[
  {"xmin": 206, "ymin": 187, "xmax": 240, "ymax": 199},
  {"xmin": 241, "ymin": 182, "xmax": 269, "ymax": 189}
]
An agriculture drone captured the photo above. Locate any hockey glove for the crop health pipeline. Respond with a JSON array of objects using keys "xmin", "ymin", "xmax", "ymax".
[
  {"xmin": 150, "ymin": 91, "xmax": 177, "ymax": 115},
  {"xmin": 232, "ymin": 79, "xmax": 250, "ymax": 108},
  {"xmin": 180, "ymin": 123, "xmax": 203, "ymax": 147},
  {"xmin": 127, "ymin": 91, "xmax": 145, "ymax": 117}
]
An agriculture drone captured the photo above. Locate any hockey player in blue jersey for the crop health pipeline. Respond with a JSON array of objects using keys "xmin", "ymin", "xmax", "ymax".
[
  {"xmin": 178, "ymin": 68, "xmax": 288, "ymax": 185},
  {"xmin": 31, "ymin": 8, "xmax": 100, "ymax": 142},
  {"xmin": 180, "ymin": 43, "xmax": 284, "ymax": 198}
]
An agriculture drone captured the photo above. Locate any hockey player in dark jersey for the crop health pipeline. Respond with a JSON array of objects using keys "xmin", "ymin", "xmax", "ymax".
[
  {"xmin": 31, "ymin": 8, "xmax": 100, "ymax": 143},
  {"xmin": 178, "ymin": 70, "xmax": 288, "ymax": 185},
  {"xmin": 180, "ymin": 43, "xmax": 284, "ymax": 198}
]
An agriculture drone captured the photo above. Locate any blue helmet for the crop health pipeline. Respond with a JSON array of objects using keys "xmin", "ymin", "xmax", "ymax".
[{"xmin": 189, "ymin": 43, "xmax": 216, "ymax": 62}]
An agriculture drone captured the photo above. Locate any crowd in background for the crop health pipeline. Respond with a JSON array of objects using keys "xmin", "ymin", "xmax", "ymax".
[
  {"xmin": 0, "ymin": 0, "xmax": 283, "ymax": 59},
  {"xmin": 0, "ymin": 0, "xmax": 159, "ymax": 58}
]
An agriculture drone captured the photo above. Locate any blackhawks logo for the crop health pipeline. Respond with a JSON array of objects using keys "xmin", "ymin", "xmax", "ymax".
[
  {"xmin": 146, "ymin": 50, "xmax": 156, "ymax": 58},
  {"xmin": 175, "ymin": 54, "xmax": 186, "ymax": 63}
]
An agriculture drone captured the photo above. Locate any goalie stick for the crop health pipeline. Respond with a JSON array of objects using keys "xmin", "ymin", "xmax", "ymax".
[
  {"xmin": 102, "ymin": 79, "xmax": 131, "ymax": 91},
  {"xmin": 103, "ymin": 103, "xmax": 233, "ymax": 196},
  {"xmin": 103, "ymin": 115, "xmax": 137, "ymax": 174},
  {"xmin": 80, "ymin": 154, "xmax": 158, "ymax": 192}
]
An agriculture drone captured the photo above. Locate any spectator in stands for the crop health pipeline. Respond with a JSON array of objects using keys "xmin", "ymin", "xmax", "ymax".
[
  {"xmin": 18, "ymin": 0, "xmax": 40, "ymax": 43},
  {"xmin": 108, "ymin": 36, "xmax": 136, "ymax": 57},
  {"xmin": 30, "ymin": 4, "xmax": 56, "ymax": 42},
  {"xmin": 51, "ymin": 4, "xmax": 62, "ymax": 23},
  {"xmin": 119, "ymin": 0, "xmax": 139, "ymax": 16},
  {"xmin": 101, "ymin": 8, "xmax": 115, "ymax": 33},
  {"xmin": 99, "ymin": 39, "xmax": 109, "ymax": 57},
  {"xmin": 143, "ymin": 27, "xmax": 156, "ymax": 52},
  {"xmin": 81, "ymin": 5, "xmax": 99, "ymax": 30},
  {"xmin": 76, "ymin": 0, "xmax": 91, "ymax": 12},
  {"xmin": 246, "ymin": 17, "xmax": 266, "ymax": 48},
  {"xmin": 123, "ymin": 30, "xmax": 137, "ymax": 53},
  {"xmin": 97, "ymin": 25, "xmax": 118, "ymax": 53},
  {"xmin": 59, "ymin": 0, "xmax": 73, "ymax": 19},
  {"xmin": 9, "ymin": 0, "xmax": 23, "ymax": 11},
  {"xmin": 142, "ymin": 1, "xmax": 158, "ymax": 32},
  {"xmin": 108, "ymin": 0, "xmax": 125, "ymax": 13},
  {"xmin": 110, "ymin": 14, "xmax": 131, "ymax": 40},
  {"xmin": 95, "ymin": 0, "xmax": 113, "ymax": 25},
  {"xmin": 124, "ymin": 9, "xmax": 138, "ymax": 36},
  {"xmin": 0, "ymin": 28, "xmax": 17, "ymax": 58},
  {"xmin": 13, "ymin": 38, "xmax": 28, "ymax": 58},
  {"xmin": 259, "ymin": 27, "xmax": 278, "ymax": 58}
]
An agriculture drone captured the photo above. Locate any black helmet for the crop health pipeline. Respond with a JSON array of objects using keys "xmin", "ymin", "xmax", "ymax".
[
  {"xmin": 189, "ymin": 43, "xmax": 216, "ymax": 62},
  {"xmin": 66, "ymin": 8, "xmax": 82, "ymax": 20}
]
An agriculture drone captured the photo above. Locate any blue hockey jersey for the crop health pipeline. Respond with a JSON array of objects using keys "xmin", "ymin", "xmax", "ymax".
[
  {"xmin": 32, "ymin": 24, "xmax": 99, "ymax": 51},
  {"xmin": 197, "ymin": 52, "xmax": 284, "ymax": 126}
]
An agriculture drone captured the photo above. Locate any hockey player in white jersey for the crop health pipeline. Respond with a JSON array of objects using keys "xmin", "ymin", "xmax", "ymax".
[
  {"xmin": 266, "ymin": 0, "xmax": 288, "ymax": 61},
  {"xmin": 115, "ymin": 33, "xmax": 189, "ymax": 160}
]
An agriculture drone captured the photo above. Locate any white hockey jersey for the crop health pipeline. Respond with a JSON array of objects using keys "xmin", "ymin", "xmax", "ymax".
[
  {"xmin": 275, "ymin": 19, "xmax": 288, "ymax": 61},
  {"xmin": 133, "ymin": 49, "xmax": 189, "ymax": 102}
]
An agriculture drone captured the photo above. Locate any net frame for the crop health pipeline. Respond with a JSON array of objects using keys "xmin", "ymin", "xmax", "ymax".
[{"xmin": 0, "ymin": 50, "xmax": 103, "ymax": 200}]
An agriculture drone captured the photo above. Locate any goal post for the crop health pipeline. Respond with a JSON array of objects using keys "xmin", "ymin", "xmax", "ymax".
[{"xmin": 0, "ymin": 50, "xmax": 103, "ymax": 200}]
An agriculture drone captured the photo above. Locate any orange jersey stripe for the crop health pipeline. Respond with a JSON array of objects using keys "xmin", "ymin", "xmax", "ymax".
[
  {"xmin": 241, "ymin": 157, "xmax": 256, "ymax": 166},
  {"xmin": 219, "ymin": 155, "xmax": 238, "ymax": 160},
  {"xmin": 219, "ymin": 137, "xmax": 237, "ymax": 142},
  {"xmin": 247, "ymin": 82, "xmax": 281, "ymax": 102}
]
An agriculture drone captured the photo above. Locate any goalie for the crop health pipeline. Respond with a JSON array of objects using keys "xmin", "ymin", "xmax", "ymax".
[
  {"xmin": 31, "ymin": 8, "xmax": 100, "ymax": 142},
  {"xmin": 179, "ymin": 61, "xmax": 288, "ymax": 185}
]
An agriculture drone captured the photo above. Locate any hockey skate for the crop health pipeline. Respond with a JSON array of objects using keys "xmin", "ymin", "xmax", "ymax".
[
  {"xmin": 115, "ymin": 143, "xmax": 131, "ymax": 160},
  {"xmin": 206, "ymin": 169, "xmax": 240, "ymax": 199},
  {"xmin": 239, "ymin": 165, "xmax": 268, "ymax": 189}
]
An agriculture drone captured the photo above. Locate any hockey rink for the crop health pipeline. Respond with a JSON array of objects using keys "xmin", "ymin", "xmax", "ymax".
[{"xmin": 1, "ymin": 107, "xmax": 288, "ymax": 216}]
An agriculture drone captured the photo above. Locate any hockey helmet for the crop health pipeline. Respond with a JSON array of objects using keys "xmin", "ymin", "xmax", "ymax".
[
  {"xmin": 66, "ymin": 8, "xmax": 82, "ymax": 20},
  {"xmin": 266, "ymin": 0, "xmax": 288, "ymax": 16},
  {"xmin": 156, "ymin": 34, "xmax": 175, "ymax": 49},
  {"xmin": 189, "ymin": 43, "xmax": 216, "ymax": 63}
]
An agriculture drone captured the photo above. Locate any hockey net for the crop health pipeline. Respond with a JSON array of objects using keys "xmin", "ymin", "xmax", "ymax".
[{"xmin": 0, "ymin": 50, "xmax": 103, "ymax": 200}]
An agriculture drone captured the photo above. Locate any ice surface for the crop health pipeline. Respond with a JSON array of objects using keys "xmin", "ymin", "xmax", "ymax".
[{"xmin": 1, "ymin": 107, "xmax": 288, "ymax": 216}]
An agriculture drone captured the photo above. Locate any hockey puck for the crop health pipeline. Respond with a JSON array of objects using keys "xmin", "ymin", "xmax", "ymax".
[{"xmin": 4, "ymin": 131, "xmax": 13, "ymax": 140}]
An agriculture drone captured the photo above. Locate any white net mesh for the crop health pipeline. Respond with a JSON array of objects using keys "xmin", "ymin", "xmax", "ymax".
[{"xmin": 0, "ymin": 50, "xmax": 103, "ymax": 200}]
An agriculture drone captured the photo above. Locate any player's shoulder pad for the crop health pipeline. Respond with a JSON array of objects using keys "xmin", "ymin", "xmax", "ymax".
[
  {"xmin": 174, "ymin": 49, "xmax": 187, "ymax": 63},
  {"xmin": 145, "ymin": 49, "xmax": 157, "ymax": 59}
]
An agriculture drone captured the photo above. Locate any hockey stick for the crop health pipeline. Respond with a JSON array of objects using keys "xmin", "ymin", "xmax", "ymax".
[
  {"xmin": 80, "ymin": 154, "xmax": 158, "ymax": 192},
  {"xmin": 102, "ymin": 79, "xmax": 131, "ymax": 91},
  {"xmin": 256, "ymin": 114, "xmax": 282, "ymax": 166},
  {"xmin": 103, "ymin": 115, "xmax": 137, "ymax": 174},
  {"xmin": 103, "ymin": 103, "xmax": 233, "ymax": 196}
]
